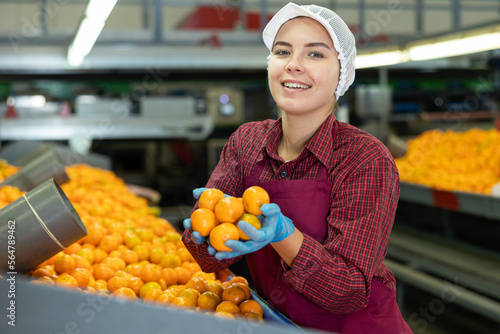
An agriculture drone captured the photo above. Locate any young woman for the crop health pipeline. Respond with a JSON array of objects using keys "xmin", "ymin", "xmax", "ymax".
[{"xmin": 183, "ymin": 3, "xmax": 412, "ymax": 333}]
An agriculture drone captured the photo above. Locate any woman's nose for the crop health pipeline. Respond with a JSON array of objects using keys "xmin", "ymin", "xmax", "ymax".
[{"xmin": 285, "ymin": 58, "xmax": 303, "ymax": 72}]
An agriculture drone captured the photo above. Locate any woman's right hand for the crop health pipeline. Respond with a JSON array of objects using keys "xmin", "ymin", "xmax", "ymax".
[{"xmin": 183, "ymin": 187, "xmax": 223, "ymax": 255}]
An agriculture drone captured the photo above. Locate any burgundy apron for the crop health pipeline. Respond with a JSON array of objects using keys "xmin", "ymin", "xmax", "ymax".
[{"xmin": 243, "ymin": 157, "xmax": 411, "ymax": 333}]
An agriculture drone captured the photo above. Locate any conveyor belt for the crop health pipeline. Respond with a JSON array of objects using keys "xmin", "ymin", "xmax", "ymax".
[{"xmin": 385, "ymin": 228, "xmax": 500, "ymax": 323}]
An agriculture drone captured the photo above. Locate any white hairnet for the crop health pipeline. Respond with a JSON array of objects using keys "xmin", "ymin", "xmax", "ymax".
[{"xmin": 263, "ymin": 2, "xmax": 356, "ymax": 100}]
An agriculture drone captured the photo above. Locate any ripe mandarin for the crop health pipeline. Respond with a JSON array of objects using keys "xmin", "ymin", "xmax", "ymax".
[
  {"xmin": 190, "ymin": 208, "xmax": 218, "ymax": 237},
  {"xmin": 236, "ymin": 213, "xmax": 261, "ymax": 241},
  {"xmin": 198, "ymin": 188, "xmax": 225, "ymax": 211},
  {"xmin": 214, "ymin": 197, "xmax": 244, "ymax": 224},
  {"xmin": 209, "ymin": 223, "xmax": 240, "ymax": 252},
  {"xmin": 242, "ymin": 186, "xmax": 270, "ymax": 215}
]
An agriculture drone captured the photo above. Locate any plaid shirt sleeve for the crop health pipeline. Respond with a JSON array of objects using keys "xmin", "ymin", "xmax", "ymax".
[
  {"xmin": 181, "ymin": 128, "xmax": 246, "ymax": 273},
  {"xmin": 282, "ymin": 154, "xmax": 400, "ymax": 314}
]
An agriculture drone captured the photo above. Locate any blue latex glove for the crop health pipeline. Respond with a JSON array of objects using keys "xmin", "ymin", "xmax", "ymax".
[
  {"xmin": 214, "ymin": 203, "xmax": 295, "ymax": 260},
  {"xmin": 183, "ymin": 188, "xmax": 227, "ymax": 254}
]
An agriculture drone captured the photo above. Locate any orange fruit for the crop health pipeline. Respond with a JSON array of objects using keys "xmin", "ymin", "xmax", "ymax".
[
  {"xmin": 236, "ymin": 213, "xmax": 261, "ymax": 240},
  {"xmin": 143, "ymin": 288, "xmax": 163, "ymax": 302},
  {"xmin": 98, "ymin": 235, "xmax": 120, "ymax": 253},
  {"xmin": 114, "ymin": 270, "xmax": 133, "ymax": 280},
  {"xmin": 160, "ymin": 268, "xmax": 178, "ymax": 286},
  {"xmin": 198, "ymin": 291, "xmax": 222, "ymax": 311},
  {"xmin": 133, "ymin": 244, "xmax": 149, "ymax": 261},
  {"xmin": 70, "ymin": 268, "xmax": 91, "ymax": 288},
  {"xmin": 121, "ymin": 249, "xmax": 139, "ymax": 264},
  {"xmin": 32, "ymin": 265, "xmax": 56, "ymax": 278},
  {"xmin": 54, "ymin": 254, "xmax": 75, "ymax": 274},
  {"xmin": 139, "ymin": 281, "xmax": 162, "ymax": 299},
  {"xmin": 174, "ymin": 267, "xmax": 192, "ymax": 285},
  {"xmin": 167, "ymin": 285, "xmax": 184, "ymax": 297},
  {"xmin": 127, "ymin": 277, "xmax": 144, "ymax": 295},
  {"xmin": 156, "ymin": 292, "xmax": 174, "ymax": 306},
  {"xmin": 94, "ymin": 279, "xmax": 108, "ymax": 291},
  {"xmin": 198, "ymin": 188, "xmax": 225, "ymax": 211},
  {"xmin": 192, "ymin": 271, "xmax": 216, "ymax": 281},
  {"xmin": 214, "ymin": 197, "xmax": 244, "ymax": 224},
  {"xmin": 239, "ymin": 300, "xmax": 263, "ymax": 317},
  {"xmin": 125, "ymin": 235, "xmax": 142, "ymax": 249},
  {"xmin": 112, "ymin": 287, "xmax": 136, "ymax": 299},
  {"xmin": 85, "ymin": 225, "xmax": 106, "ymax": 246},
  {"xmin": 107, "ymin": 276, "xmax": 129, "ymax": 293},
  {"xmin": 177, "ymin": 247, "xmax": 194, "ymax": 262},
  {"xmin": 93, "ymin": 249, "xmax": 108, "ymax": 264},
  {"xmin": 64, "ymin": 243, "xmax": 82, "ymax": 255},
  {"xmin": 33, "ymin": 276, "xmax": 54, "ymax": 285},
  {"xmin": 55, "ymin": 273, "xmax": 78, "ymax": 288},
  {"xmin": 222, "ymin": 284, "xmax": 246, "ymax": 306},
  {"xmin": 125, "ymin": 263, "xmax": 143, "ymax": 277},
  {"xmin": 214, "ymin": 311, "xmax": 235, "ymax": 319},
  {"xmin": 245, "ymin": 312, "xmax": 264, "ymax": 323},
  {"xmin": 232, "ymin": 282, "xmax": 251, "ymax": 300},
  {"xmin": 160, "ymin": 253, "xmax": 181, "ymax": 268},
  {"xmin": 207, "ymin": 282, "xmax": 224, "ymax": 298},
  {"xmin": 215, "ymin": 301, "xmax": 240, "ymax": 313},
  {"xmin": 242, "ymin": 186, "xmax": 270, "ymax": 215},
  {"xmin": 171, "ymin": 296, "xmax": 196, "ymax": 308},
  {"xmin": 136, "ymin": 228, "xmax": 154, "ymax": 242},
  {"xmin": 228, "ymin": 276, "xmax": 249, "ymax": 286},
  {"xmin": 185, "ymin": 276, "xmax": 208, "ymax": 293},
  {"xmin": 108, "ymin": 250, "xmax": 122, "ymax": 258},
  {"xmin": 149, "ymin": 248, "xmax": 165, "ymax": 264},
  {"xmin": 72, "ymin": 254, "xmax": 92, "ymax": 270},
  {"xmin": 190, "ymin": 208, "xmax": 218, "ymax": 237},
  {"xmin": 209, "ymin": 223, "xmax": 239, "ymax": 252},
  {"xmin": 182, "ymin": 262, "xmax": 202, "ymax": 276},
  {"xmin": 76, "ymin": 248, "xmax": 95, "ymax": 265},
  {"xmin": 102, "ymin": 257, "xmax": 126, "ymax": 272},
  {"xmin": 140, "ymin": 264, "xmax": 161, "ymax": 283},
  {"xmin": 92, "ymin": 264, "xmax": 114, "ymax": 281},
  {"xmin": 180, "ymin": 288, "xmax": 201, "ymax": 306}
]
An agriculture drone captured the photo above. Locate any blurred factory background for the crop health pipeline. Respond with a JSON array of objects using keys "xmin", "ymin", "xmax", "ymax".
[{"xmin": 0, "ymin": 1, "xmax": 500, "ymax": 333}]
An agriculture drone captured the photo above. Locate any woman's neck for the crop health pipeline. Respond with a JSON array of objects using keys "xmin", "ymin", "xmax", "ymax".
[{"xmin": 278, "ymin": 112, "xmax": 330, "ymax": 162}]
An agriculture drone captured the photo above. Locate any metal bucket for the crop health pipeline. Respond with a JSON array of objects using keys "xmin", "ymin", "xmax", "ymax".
[
  {"xmin": 0, "ymin": 148, "xmax": 69, "ymax": 191},
  {"xmin": 0, "ymin": 178, "xmax": 87, "ymax": 273}
]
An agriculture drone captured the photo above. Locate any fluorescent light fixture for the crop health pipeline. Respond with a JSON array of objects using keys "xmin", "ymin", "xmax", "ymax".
[
  {"xmin": 86, "ymin": 0, "xmax": 117, "ymax": 22},
  {"xmin": 408, "ymin": 31, "xmax": 500, "ymax": 61},
  {"xmin": 356, "ymin": 50, "xmax": 407, "ymax": 69},
  {"xmin": 354, "ymin": 23, "xmax": 500, "ymax": 69},
  {"xmin": 67, "ymin": 0, "xmax": 117, "ymax": 67}
]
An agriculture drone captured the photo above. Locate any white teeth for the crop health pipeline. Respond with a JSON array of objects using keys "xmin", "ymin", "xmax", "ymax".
[{"xmin": 283, "ymin": 82, "xmax": 311, "ymax": 89}]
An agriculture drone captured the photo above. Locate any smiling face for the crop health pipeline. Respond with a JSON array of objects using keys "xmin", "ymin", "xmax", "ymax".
[{"xmin": 268, "ymin": 17, "xmax": 340, "ymax": 119}]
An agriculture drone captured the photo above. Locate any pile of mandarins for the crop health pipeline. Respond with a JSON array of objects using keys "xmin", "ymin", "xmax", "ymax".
[
  {"xmin": 190, "ymin": 186, "xmax": 270, "ymax": 252},
  {"xmin": 0, "ymin": 164, "xmax": 264, "ymax": 322},
  {"xmin": 394, "ymin": 128, "xmax": 500, "ymax": 194},
  {"xmin": 0, "ymin": 159, "xmax": 19, "ymax": 183}
]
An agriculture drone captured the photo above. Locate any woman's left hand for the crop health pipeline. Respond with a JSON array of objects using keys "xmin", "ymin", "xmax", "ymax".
[{"xmin": 213, "ymin": 203, "xmax": 295, "ymax": 260}]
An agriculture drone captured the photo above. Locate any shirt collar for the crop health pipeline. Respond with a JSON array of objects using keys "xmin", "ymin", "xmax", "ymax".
[
  {"xmin": 264, "ymin": 114, "xmax": 338, "ymax": 168},
  {"xmin": 265, "ymin": 118, "xmax": 283, "ymax": 161},
  {"xmin": 305, "ymin": 112, "xmax": 337, "ymax": 169}
]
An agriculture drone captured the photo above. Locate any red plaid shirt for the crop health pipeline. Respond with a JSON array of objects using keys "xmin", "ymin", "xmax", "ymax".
[{"xmin": 183, "ymin": 113, "xmax": 400, "ymax": 313}]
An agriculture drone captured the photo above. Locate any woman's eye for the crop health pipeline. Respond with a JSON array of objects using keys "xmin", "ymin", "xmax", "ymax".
[
  {"xmin": 274, "ymin": 50, "xmax": 290, "ymax": 56},
  {"xmin": 309, "ymin": 51, "xmax": 324, "ymax": 58}
]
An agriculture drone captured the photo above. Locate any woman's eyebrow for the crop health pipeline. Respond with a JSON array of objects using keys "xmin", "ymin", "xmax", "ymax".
[
  {"xmin": 273, "ymin": 41, "xmax": 332, "ymax": 51},
  {"xmin": 273, "ymin": 41, "xmax": 292, "ymax": 48},
  {"xmin": 305, "ymin": 42, "xmax": 332, "ymax": 50}
]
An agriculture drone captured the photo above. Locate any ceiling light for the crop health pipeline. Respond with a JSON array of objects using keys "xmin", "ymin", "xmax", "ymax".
[
  {"xmin": 67, "ymin": 0, "xmax": 117, "ymax": 67},
  {"xmin": 408, "ymin": 25, "xmax": 500, "ymax": 61},
  {"xmin": 355, "ymin": 49, "xmax": 408, "ymax": 69}
]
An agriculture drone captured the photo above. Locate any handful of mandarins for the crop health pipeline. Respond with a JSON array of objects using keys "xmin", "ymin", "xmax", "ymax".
[{"xmin": 190, "ymin": 186, "xmax": 270, "ymax": 252}]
